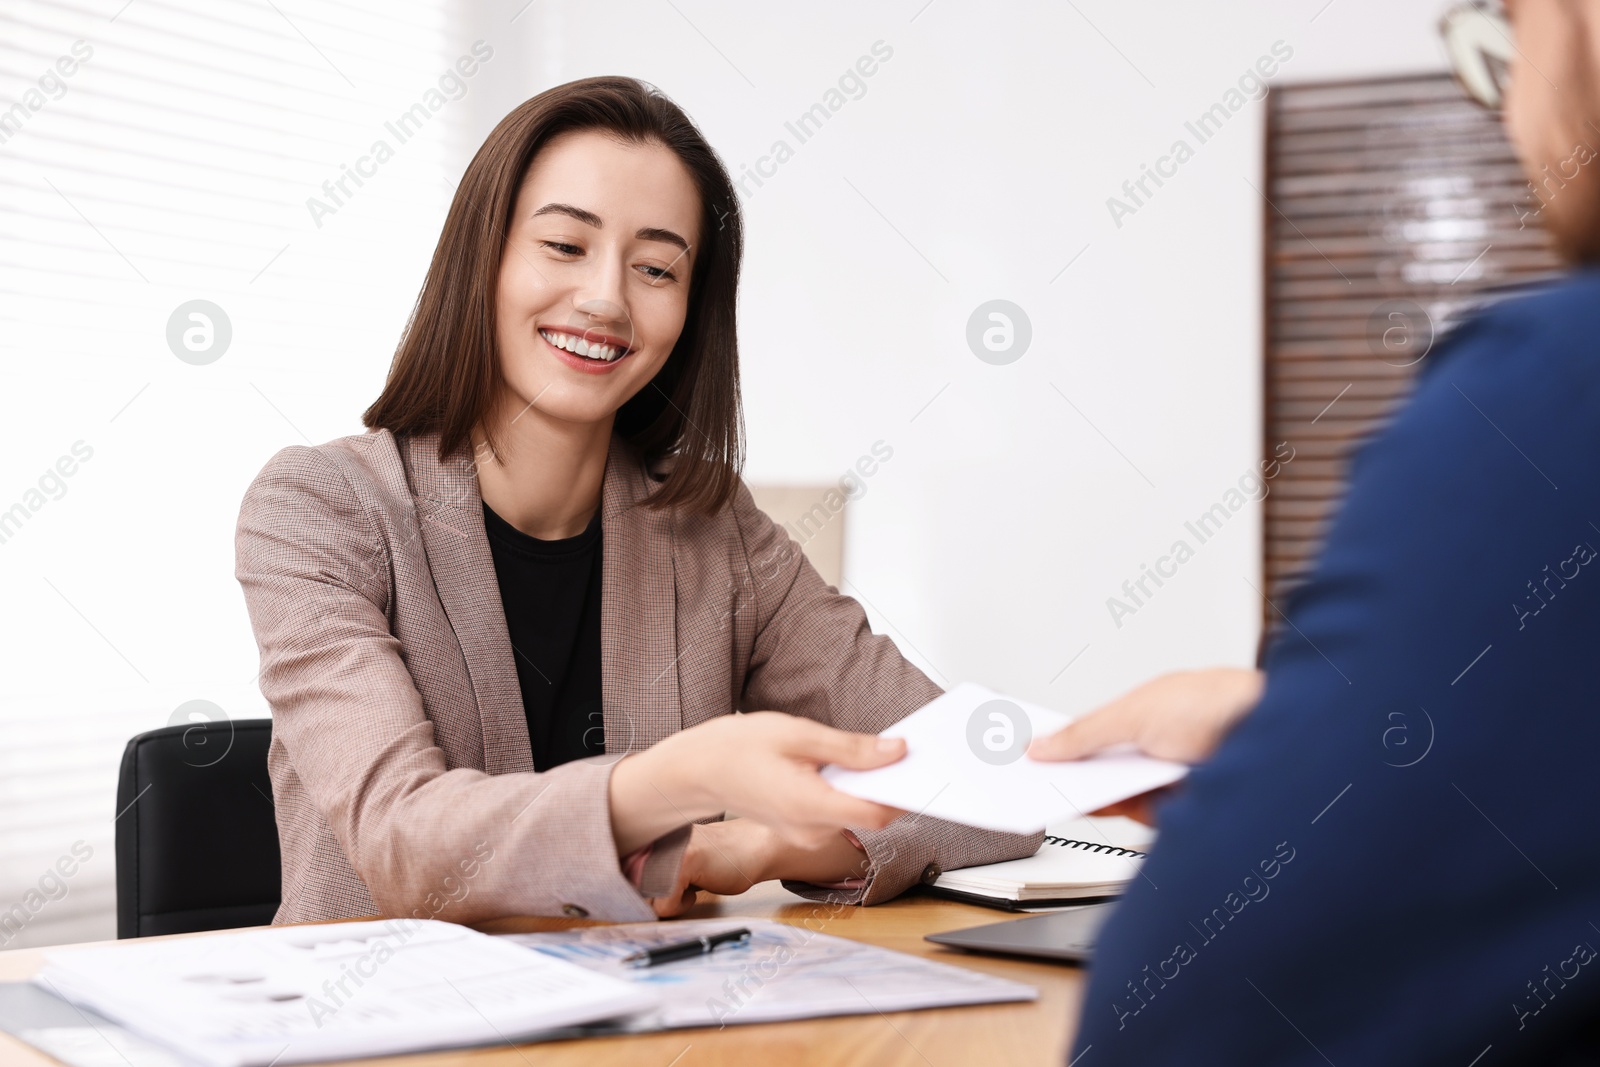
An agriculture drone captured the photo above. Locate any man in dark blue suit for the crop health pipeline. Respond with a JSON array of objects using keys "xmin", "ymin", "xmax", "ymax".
[{"xmin": 1031, "ymin": 1, "xmax": 1600, "ymax": 1062}]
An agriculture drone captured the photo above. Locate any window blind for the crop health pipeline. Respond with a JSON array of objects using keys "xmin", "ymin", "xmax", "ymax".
[{"xmin": 0, "ymin": 0, "xmax": 464, "ymax": 948}]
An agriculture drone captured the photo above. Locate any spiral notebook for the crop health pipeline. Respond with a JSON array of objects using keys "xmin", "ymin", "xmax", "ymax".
[{"xmin": 927, "ymin": 818, "xmax": 1153, "ymax": 911}]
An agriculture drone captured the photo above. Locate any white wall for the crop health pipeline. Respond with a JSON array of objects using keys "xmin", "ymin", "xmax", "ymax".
[
  {"xmin": 461, "ymin": 0, "xmax": 1454, "ymax": 710},
  {"xmin": 0, "ymin": 0, "xmax": 1452, "ymax": 946}
]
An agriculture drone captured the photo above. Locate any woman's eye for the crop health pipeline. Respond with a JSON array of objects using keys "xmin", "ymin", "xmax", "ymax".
[
  {"xmin": 639, "ymin": 264, "xmax": 677, "ymax": 282},
  {"xmin": 541, "ymin": 241, "xmax": 582, "ymax": 256}
]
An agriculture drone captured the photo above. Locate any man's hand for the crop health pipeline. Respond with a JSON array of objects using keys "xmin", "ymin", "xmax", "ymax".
[
  {"xmin": 1028, "ymin": 668, "xmax": 1264, "ymax": 764},
  {"xmin": 1026, "ymin": 668, "xmax": 1264, "ymax": 825}
]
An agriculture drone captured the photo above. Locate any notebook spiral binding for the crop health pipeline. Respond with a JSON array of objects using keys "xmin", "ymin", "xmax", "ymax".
[{"xmin": 1041, "ymin": 835, "xmax": 1147, "ymax": 859}]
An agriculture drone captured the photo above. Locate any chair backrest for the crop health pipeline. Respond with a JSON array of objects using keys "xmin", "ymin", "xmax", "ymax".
[
  {"xmin": 747, "ymin": 484, "xmax": 846, "ymax": 588},
  {"xmin": 114, "ymin": 719, "xmax": 281, "ymax": 937}
]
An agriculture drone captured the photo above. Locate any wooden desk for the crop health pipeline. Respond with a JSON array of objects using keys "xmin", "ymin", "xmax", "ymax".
[{"xmin": 0, "ymin": 883, "xmax": 1085, "ymax": 1066}]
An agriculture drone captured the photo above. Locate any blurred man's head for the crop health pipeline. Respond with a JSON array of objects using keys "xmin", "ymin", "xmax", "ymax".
[{"xmin": 1501, "ymin": 0, "xmax": 1600, "ymax": 262}]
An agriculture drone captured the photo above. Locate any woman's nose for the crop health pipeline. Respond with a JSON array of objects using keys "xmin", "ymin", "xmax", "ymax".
[
  {"xmin": 567, "ymin": 295, "xmax": 635, "ymax": 350},
  {"xmin": 571, "ymin": 251, "xmax": 629, "ymax": 315}
]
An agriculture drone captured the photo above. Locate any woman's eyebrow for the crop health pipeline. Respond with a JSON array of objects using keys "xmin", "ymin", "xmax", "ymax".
[
  {"xmin": 531, "ymin": 202, "xmax": 602, "ymax": 227},
  {"xmin": 531, "ymin": 202, "xmax": 690, "ymax": 253},
  {"xmin": 636, "ymin": 226, "xmax": 690, "ymax": 253}
]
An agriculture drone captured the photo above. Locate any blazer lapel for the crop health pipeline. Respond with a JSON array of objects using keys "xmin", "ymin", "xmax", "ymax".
[
  {"xmin": 404, "ymin": 436, "xmax": 534, "ymax": 776},
  {"xmin": 600, "ymin": 434, "xmax": 683, "ymax": 757}
]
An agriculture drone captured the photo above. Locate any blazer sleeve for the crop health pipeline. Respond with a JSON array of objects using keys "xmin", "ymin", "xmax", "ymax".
[
  {"xmin": 236, "ymin": 445, "xmax": 665, "ymax": 924},
  {"xmin": 729, "ymin": 480, "xmax": 1042, "ymax": 904}
]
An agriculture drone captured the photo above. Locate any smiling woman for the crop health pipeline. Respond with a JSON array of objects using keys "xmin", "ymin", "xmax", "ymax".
[
  {"xmin": 234, "ymin": 76, "xmax": 1041, "ymax": 929},
  {"xmin": 479, "ymin": 130, "xmax": 706, "ymax": 498},
  {"xmin": 362, "ymin": 82, "xmax": 742, "ymax": 518}
]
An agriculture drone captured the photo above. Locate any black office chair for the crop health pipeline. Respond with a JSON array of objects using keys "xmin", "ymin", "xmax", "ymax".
[{"xmin": 115, "ymin": 719, "xmax": 282, "ymax": 937}]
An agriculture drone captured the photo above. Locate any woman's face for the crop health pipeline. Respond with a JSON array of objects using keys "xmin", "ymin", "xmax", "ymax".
[
  {"xmin": 493, "ymin": 129, "xmax": 701, "ymax": 431},
  {"xmin": 1501, "ymin": 0, "xmax": 1600, "ymax": 261}
]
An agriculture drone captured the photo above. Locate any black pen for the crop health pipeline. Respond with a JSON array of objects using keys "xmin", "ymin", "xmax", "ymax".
[{"xmin": 622, "ymin": 927, "xmax": 752, "ymax": 968}]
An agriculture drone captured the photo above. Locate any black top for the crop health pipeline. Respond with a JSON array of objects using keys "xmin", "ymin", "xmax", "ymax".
[{"xmin": 481, "ymin": 501, "xmax": 605, "ymax": 772}]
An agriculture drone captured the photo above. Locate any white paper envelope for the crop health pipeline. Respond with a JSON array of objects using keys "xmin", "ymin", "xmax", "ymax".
[{"xmin": 821, "ymin": 683, "xmax": 1188, "ymax": 835}]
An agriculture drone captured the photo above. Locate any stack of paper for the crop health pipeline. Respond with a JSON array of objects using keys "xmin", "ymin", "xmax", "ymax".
[{"xmin": 36, "ymin": 919, "xmax": 656, "ymax": 1067}]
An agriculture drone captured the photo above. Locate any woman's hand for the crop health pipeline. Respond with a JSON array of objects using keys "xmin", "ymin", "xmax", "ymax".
[
  {"xmin": 1025, "ymin": 668, "xmax": 1264, "ymax": 824},
  {"xmin": 648, "ymin": 818, "xmax": 874, "ymax": 918},
  {"xmin": 648, "ymin": 819, "xmax": 773, "ymax": 917},
  {"xmin": 609, "ymin": 712, "xmax": 907, "ymax": 856}
]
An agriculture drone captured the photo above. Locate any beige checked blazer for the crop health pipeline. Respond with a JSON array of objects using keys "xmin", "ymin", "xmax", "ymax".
[{"xmin": 235, "ymin": 428, "xmax": 1040, "ymax": 925}]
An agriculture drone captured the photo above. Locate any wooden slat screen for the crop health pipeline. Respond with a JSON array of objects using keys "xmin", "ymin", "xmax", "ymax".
[{"xmin": 1261, "ymin": 73, "xmax": 1563, "ymax": 624}]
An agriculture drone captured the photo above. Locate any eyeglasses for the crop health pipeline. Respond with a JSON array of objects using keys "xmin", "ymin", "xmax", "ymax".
[{"xmin": 1439, "ymin": 1, "xmax": 1515, "ymax": 109}]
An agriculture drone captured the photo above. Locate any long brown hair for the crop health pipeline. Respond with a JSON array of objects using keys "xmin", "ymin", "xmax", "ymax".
[{"xmin": 363, "ymin": 76, "xmax": 745, "ymax": 514}]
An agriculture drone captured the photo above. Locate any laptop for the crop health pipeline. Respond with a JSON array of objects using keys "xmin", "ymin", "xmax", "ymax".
[{"xmin": 924, "ymin": 902, "xmax": 1118, "ymax": 963}]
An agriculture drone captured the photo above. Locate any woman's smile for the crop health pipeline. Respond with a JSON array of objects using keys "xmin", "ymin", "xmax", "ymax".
[{"xmin": 537, "ymin": 325, "xmax": 635, "ymax": 374}]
